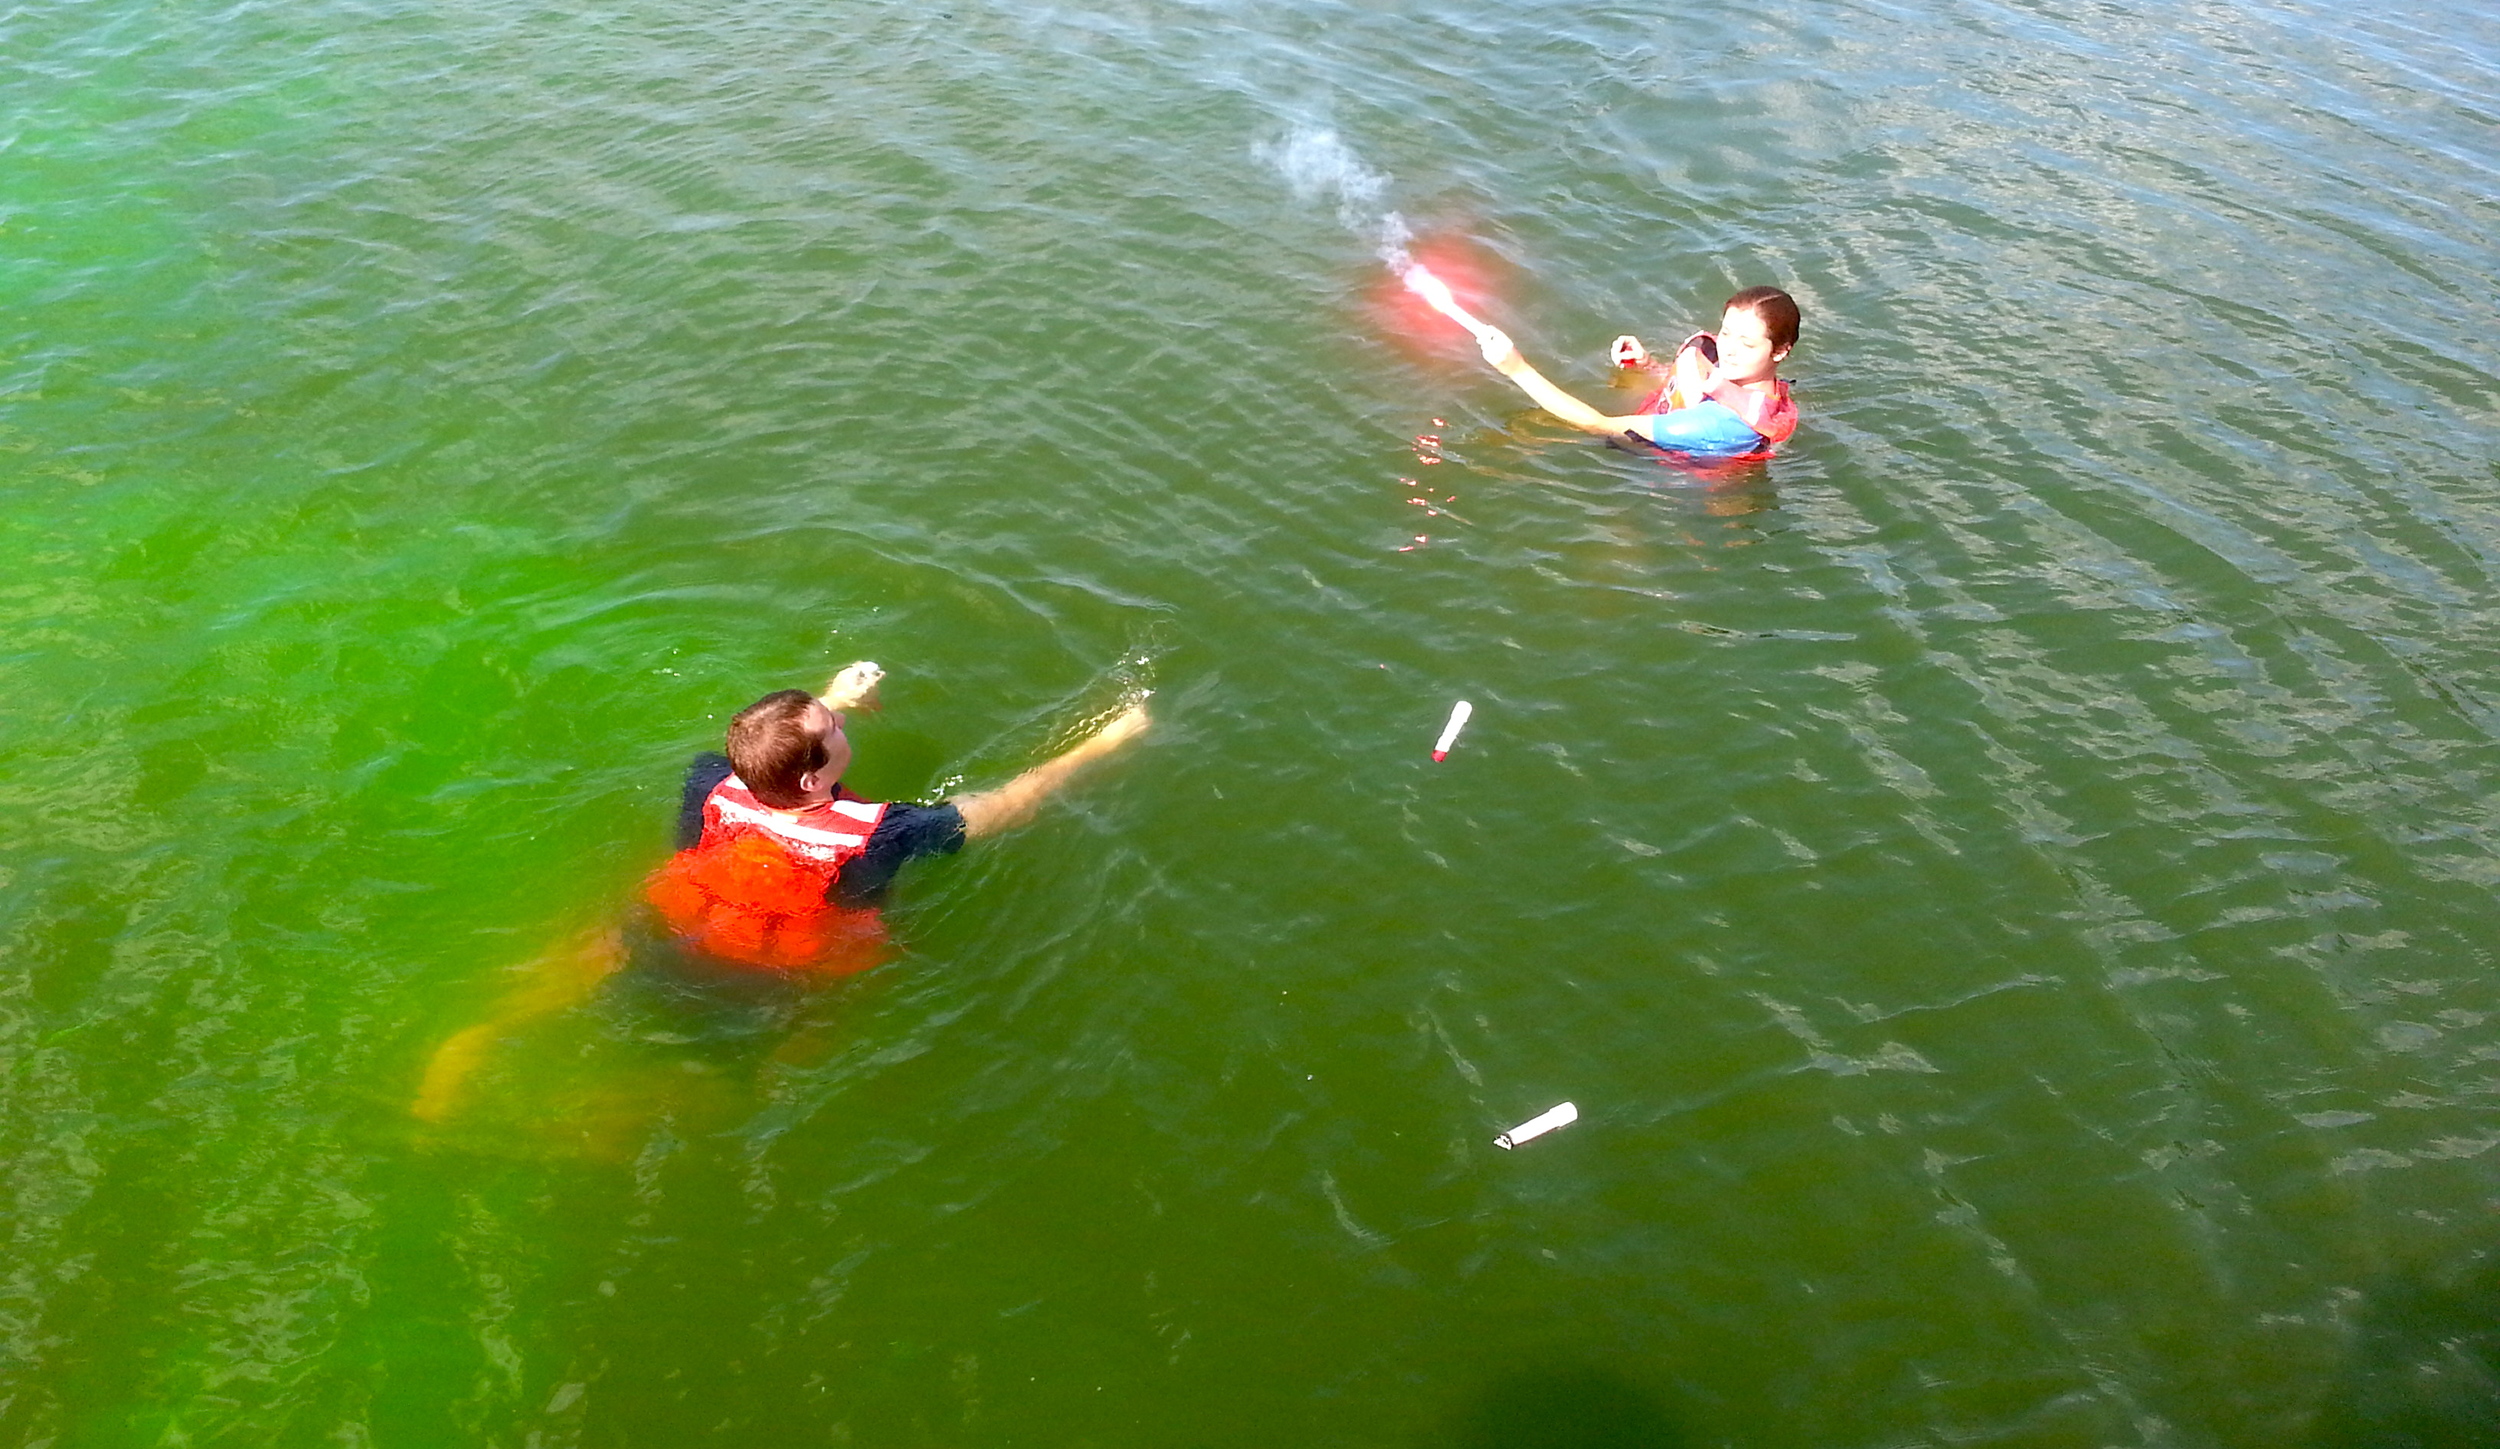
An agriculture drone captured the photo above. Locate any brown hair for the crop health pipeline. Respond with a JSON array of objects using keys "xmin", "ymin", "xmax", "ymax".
[
  {"xmin": 1725, "ymin": 286, "xmax": 1801, "ymax": 353},
  {"xmin": 726, "ymin": 689, "xmax": 828, "ymax": 807}
]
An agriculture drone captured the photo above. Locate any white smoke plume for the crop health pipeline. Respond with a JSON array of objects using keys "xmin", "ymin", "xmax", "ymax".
[{"xmin": 1256, "ymin": 126, "xmax": 1413, "ymax": 271}]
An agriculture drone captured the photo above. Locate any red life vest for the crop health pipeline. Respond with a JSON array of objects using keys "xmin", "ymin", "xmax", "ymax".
[
  {"xmin": 1632, "ymin": 332, "xmax": 1797, "ymax": 451},
  {"xmin": 643, "ymin": 776, "xmax": 890, "ymax": 972}
]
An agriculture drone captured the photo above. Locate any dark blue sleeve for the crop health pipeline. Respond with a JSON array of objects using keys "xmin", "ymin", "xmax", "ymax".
[
  {"xmin": 830, "ymin": 803, "xmax": 968, "ymax": 908},
  {"xmin": 676, "ymin": 753, "xmax": 734, "ymax": 851}
]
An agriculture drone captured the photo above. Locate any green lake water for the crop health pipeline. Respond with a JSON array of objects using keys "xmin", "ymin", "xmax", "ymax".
[{"xmin": 6, "ymin": 1, "xmax": 2500, "ymax": 1443}]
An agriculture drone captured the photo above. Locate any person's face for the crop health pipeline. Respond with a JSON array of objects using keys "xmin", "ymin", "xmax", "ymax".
[
  {"xmin": 800, "ymin": 702, "xmax": 853, "ymax": 799},
  {"xmin": 1715, "ymin": 305, "xmax": 1789, "ymax": 385}
]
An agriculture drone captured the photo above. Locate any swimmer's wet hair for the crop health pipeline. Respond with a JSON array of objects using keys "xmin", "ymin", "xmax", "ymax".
[
  {"xmin": 728, "ymin": 688, "xmax": 830, "ymax": 808},
  {"xmin": 1726, "ymin": 286, "xmax": 1801, "ymax": 353}
]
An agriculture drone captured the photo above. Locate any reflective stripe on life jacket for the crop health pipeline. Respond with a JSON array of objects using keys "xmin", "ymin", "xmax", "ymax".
[{"xmin": 643, "ymin": 775, "xmax": 891, "ymax": 972}]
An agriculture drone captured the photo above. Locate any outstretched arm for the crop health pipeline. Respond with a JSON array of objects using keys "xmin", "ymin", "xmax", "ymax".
[
  {"xmin": 1477, "ymin": 327, "xmax": 1652, "ymax": 436},
  {"xmin": 953, "ymin": 703, "xmax": 1150, "ymax": 839},
  {"xmin": 1477, "ymin": 327, "xmax": 1653, "ymax": 435}
]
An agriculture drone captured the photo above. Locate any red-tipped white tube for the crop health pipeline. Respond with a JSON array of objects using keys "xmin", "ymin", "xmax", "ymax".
[
  {"xmin": 1432, "ymin": 700, "xmax": 1473, "ymax": 762},
  {"xmin": 1494, "ymin": 1101, "xmax": 1577, "ymax": 1150}
]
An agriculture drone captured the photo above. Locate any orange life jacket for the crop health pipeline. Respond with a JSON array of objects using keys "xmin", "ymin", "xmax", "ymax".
[{"xmin": 643, "ymin": 776, "xmax": 890, "ymax": 973}]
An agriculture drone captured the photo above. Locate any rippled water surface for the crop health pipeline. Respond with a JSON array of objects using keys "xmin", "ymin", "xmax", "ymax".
[{"xmin": 7, "ymin": 1, "xmax": 2500, "ymax": 1443}]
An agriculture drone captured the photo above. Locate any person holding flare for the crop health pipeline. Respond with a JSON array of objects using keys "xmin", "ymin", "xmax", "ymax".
[{"xmin": 1474, "ymin": 285, "xmax": 1802, "ymax": 458}]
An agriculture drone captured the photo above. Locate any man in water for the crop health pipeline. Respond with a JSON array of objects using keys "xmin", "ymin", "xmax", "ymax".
[
  {"xmin": 412, "ymin": 664, "xmax": 1149, "ymax": 1121},
  {"xmin": 647, "ymin": 662, "xmax": 1150, "ymax": 971}
]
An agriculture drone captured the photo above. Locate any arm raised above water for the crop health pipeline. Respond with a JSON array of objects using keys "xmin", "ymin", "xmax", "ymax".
[{"xmin": 1475, "ymin": 327, "xmax": 1652, "ymax": 436}]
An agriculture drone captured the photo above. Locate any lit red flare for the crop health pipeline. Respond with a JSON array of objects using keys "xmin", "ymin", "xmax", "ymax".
[{"xmin": 1402, "ymin": 264, "xmax": 1499, "ymax": 344}]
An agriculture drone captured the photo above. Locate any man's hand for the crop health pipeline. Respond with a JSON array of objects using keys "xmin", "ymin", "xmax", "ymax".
[
  {"xmin": 1058, "ymin": 700, "xmax": 1152, "ymax": 766},
  {"xmin": 1476, "ymin": 326, "xmax": 1522, "ymax": 375},
  {"xmin": 822, "ymin": 661, "xmax": 885, "ymax": 712},
  {"xmin": 952, "ymin": 698, "xmax": 1152, "ymax": 840},
  {"xmin": 1088, "ymin": 701, "xmax": 1151, "ymax": 751}
]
